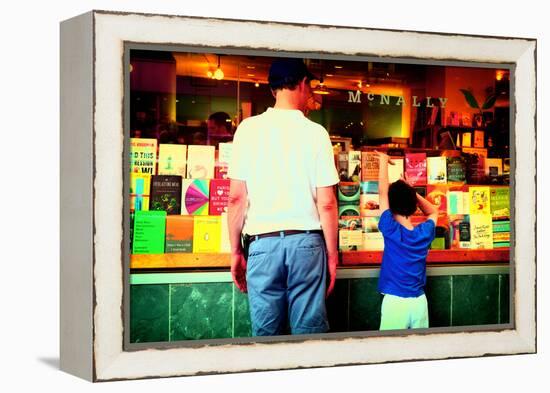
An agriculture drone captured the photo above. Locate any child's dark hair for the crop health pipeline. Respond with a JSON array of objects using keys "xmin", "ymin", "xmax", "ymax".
[{"xmin": 388, "ymin": 180, "xmax": 418, "ymax": 217}]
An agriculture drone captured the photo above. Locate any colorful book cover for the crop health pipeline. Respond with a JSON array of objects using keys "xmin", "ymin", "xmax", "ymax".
[
  {"xmin": 493, "ymin": 232, "xmax": 511, "ymax": 241},
  {"xmin": 187, "ymin": 145, "xmax": 215, "ymax": 179},
  {"xmin": 458, "ymin": 217, "xmax": 471, "ymax": 249},
  {"xmin": 448, "ymin": 214, "xmax": 469, "ymax": 249},
  {"xmin": 193, "ymin": 216, "xmax": 222, "ymax": 253},
  {"xmin": 348, "ymin": 151, "xmax": 362, "ymax": 182},
  {"xmin": 158, "ymin": 144, "xmax": 187, "ymax": 176},
  {"xmin": 426, "ymin": 184, "xmax": 448, "ymax": 213},
  {"xmin": 181, "ymin": 179, "xmax": 210, "ymax": 215},
  {"xmin": 388, "ymin": 158, "xmax": 404, "ymax": 184},
  {"xmin": 469, "ymin": 186, "xmax": 491, "ymax": 215},
  {"xmin": 493, "ymin": 242, "xmax": 510, "ymax": 248},
  {"xmin": 149, "ymin": 175, "xmax": 182, "ymax": 215},
  {"xmin": 470, "ymin": 213, "xmax": 494, "ymax": 249},
  {"xmin": 220, "ymin": 213, "xmax": 231, "ymax": 253},
  {"xmin": 493, "ymin": 220, "xmax": 511, "ymax": 232},
  {"xmin": 339, "ymin": 229, "xmax": 363, "ymax": 251},
  {"xmin": 215, "ymin": 165, "xmax": 229, "ymax": 179},
  {"xmin": 130, "ymin": 138, "xmax": 157, "ymax": 175},
  {"xmin": 461, "ymin": 132, "xmax": 472, "ymax": 147},
  {"xmin": 427, "ymin": 156, "xmax": 447, "ymax": 184},
  {"xmin": 446, "ymin": 156, "xmax": 466, "ymax": 183},
  {"xmin": 473, "ymin": 130, "xmax": 485, "ymax": 148},
  {"xmin": 337, "ymin": 152, "xmax": 349, "ymax": 181},
  {"xmin": 485, "ymin": 158, "xmax": 503, "ymax": 177},
  {"xmin": 360, "ymin": 181, "xmax": 379, "ymax": 195},
  {"xmin": 165, "ymin": 215, "xmax": 194, "ymax": 253},
  {"xmin": 130, "ymin": 172, "xmax": 151, "ymax": 212},
  {"xmin": 209, "ymin": 179, "xmax": 230, "ymax": 215},
  {"xmin": 360, "ymin": 193, "xmax": 380, "ymax": 217},
  {"xmin": 338, "ymin": 204, "xmax": 360, "ymax": 218},
  {"xmin": 430, "ymin": 237, "xmax": 446, "ymax": 250},
  {"xmin": 405, "ymin": 152, "xmax": 427, "ymax": 186},
  {"xmin": 362, "ymin": 216, "xmax": 380, "ymax": 233},
  {"xmin": 490, "ymin": 187, "xmax": 510, "ymax": 219},
  {"xmin": 339, "ymin": 216, "xmax": 362, "ymax": 230},
  {"xmin": 361, "ymin": 151, "xmax": 379, "ymax": 181},
  {"xmin": 132, "ymin": 210, "xmax": 166, "ymax": 254},
  {"xmin": 338, "ymin": 182, "xmax": 360, "ymax": 203}
]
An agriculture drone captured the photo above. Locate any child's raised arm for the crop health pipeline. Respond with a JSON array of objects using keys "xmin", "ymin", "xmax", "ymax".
[
  {"xmin": 416, "ymin": 192, "xmax": 439, "ymax": 224},
  {"xmin": 375, "ymin": 150, "xmax": 393, "ymax": 212}
]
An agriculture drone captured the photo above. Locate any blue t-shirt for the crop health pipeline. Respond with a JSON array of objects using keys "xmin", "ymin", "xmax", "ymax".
[{"xmin": 377, "ymin": 209, "xmax": 436, "ymax": 297}]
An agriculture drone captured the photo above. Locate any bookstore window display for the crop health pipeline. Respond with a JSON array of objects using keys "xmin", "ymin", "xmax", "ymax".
[{"xmin": 127, "ymin": 48, "xmax": 511, "ymax": 344}]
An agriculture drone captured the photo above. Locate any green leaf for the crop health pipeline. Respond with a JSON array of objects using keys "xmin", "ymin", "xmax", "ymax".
[
  {"xmin": 459, "ymin": 89, "xmax": 480, "ymax": 109},
  {"xmin": 482, "ymin": 93, "xmax": 498, "ymax": 110}
]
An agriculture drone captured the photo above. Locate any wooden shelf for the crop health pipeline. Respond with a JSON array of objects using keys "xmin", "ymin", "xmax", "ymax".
[
  {"xmin": 131, "ymin": 253, "xmax": 230, "ymax": 269},
  {"xmin": 341, "ymin": 248, "xmax": 510, "ymax": 266},
  {"xmin": 131, "ymin": 248, "xmax": 510, "ymax": 269}
]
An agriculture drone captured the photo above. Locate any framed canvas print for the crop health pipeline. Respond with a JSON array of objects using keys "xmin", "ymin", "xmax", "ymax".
[{"xmin": 60, "ymin": 10, "xmax": 536, "ymax": 381}]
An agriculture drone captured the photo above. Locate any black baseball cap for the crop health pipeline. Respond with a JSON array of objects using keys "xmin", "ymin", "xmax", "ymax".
[{"xmin": 268, "ymin": 58, "xmax": 319, "ymax": 89}]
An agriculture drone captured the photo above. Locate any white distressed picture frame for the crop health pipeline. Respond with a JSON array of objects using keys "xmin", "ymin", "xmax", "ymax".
[{"xmin": 60, "ymin": 10, "xmax": 536, "ymax": 381}]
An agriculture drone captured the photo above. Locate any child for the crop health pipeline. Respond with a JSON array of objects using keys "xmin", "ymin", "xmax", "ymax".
[{"xmin": 375, "ymin": 150, "xmax": 438, "ymax": 330}]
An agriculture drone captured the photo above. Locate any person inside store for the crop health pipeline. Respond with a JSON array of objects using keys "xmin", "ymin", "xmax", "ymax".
[
  {"xmin": 375, "ymin": 150, "xmax": 437, "ymax": 330},
  {"xmin": 227, "ymin": 58, "xmax": 340, "ymax": 336},
  {"xmin": 207, "ymin": 111, "xmax": 234, "ymax": 146}
]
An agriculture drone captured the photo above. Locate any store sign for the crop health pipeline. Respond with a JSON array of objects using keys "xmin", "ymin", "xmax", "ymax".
[{"xmin": 347, "ymin": 90, "xmax": 448, "ymax": 107}]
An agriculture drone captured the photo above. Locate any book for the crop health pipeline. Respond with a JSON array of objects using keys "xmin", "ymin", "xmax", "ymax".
[
  {"xmin": 361, "ymin": 232, "xmax": 384, "ymax": 251},
  {"xmin": 462, "ymin": 147, "xmax": 487, "ymax": 184},
  {"xmin": 158, "ymin": 144, "xmax": 187, "ymax": 176},
  {"xmin": 493, "ymin": 232, "xmax": 511, "ymax": 241},
  {"xmin": 493, "ymin": 220, "xmax": 511, "ymax": 232},
  {"xmin": 413, "ymin": 186, "xmax": 427, "ymax": 216},
  {"xmin": 339, "ymin": 216, "xmax": 362, "ymax": 230},
  {"xmin": 348, "ymin": 151, "xmax": 362, "ymax": 182},
  {"xmin": 130, "ymin": 138, "xmax": 157, "ymax": 175},
  {"xmin": 130, "ymin": 173, "xmax": 151, "ymax": 212},
  {"xmin": 405, "ymin": 152, "xmax": 427, "ymax": 186},
  {"xmin": 473, "ymin": 130, "xmax": 485, "ymax": 148},
  {"xmin": 469, "ymin": 214, "xmax": 493, "ymax": 249},
  {"xmin": 490, "ymin": 187, "xmax": 510, "ymax": 220},
  {"xmin": 132, "ymin": 210, "xmax": 166, "ymax": 254},
  {"xmin": 427, "ymin": 156, "xmax": 447, "ymax": 184},
  {"xmin": 149, "ymin": 175, "xmax": 182, "ymax": 215},
  {"xmin": 209, "ymin": 179, "xmax": 230, "ymax": 215},
  {"xmin": 469, "ymin": 186, "xmax": 491, "ymax": 215},
  {"xmin": 165, "ymin": 215, "xmax": 194, "ymax": 253},
  {"xmin": 192, "ymin": 216, "xmax": 222, "ymax": 253},
  {"xmin": 181, "ymin": 179, "xmax": 210, "ymax": 215},
  {"xmin": 338, "ymin": 182, "xmax": 360, "ymax": 203},
  {"xmin": 361, "ymin": 151, "xmax": 379, "ymax": 181},
  {"xmin": 215, "ymin": 143, "xmax": 233, "ymax": 179},
  {"xmin": 339, "ymin": 229, "xmax": 363, "ymax": 251},
  {"xmin": 485, "ymin": 158, "xmax": 503, "ymax": 177},
  {"xmin": 360, "ymin": 181, "xmax": 379, "ymax": 195},
  {"xmin": 446, "ymin": 156, "xmax": 466, "ymax": 183},
  {"xmin": 493, "ymin": 241, "xmax": 510, "ymax": 248},
  {"xmin": 187, "ymin": 145, "xmax": 215, "ymax": 179},
  {"xmin": 462, "ymin": 132, "xmax": 472, "ymax": 147},
  {"xmin": 431, "ymin": 237, "xmax": 446, "ymax": 250},
  {"xmin": 362, "ymin": 216, "xmax": 381, "ymax": 233},
  {"xmin": 338, "ymin": 204, "xmax": 360, "ymax": 218},
  {"xmin": 359, "ymin": 182, "xmax": 380, "ymax": 217},
  {"xmin": 388, "ymin": 158, "xmax": 404, "ymax": 184},
  {"xmin": 458, "ymin": 216, "xmax": 471, "ymax": 249},
  {"xmin": 426, "ymin": 184, "xmax": 448, "ymax": 213},
  {"xmin": 220, "ymin": 213, "xmax": 231, "ymax": 253}
]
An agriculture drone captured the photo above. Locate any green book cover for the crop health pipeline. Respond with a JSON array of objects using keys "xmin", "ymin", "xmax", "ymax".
[
  {"xmin": 493, "ymin": 241, "xmax": 510, "ymax": 248},
  {"xmin": 132, "ymin": 211, "xmax": 167, "ymax": 254},
  {"xmin": 493, "ymin": 220, "xmax": 510, "ymax": 232},
  {"xmin": 431, "ymin": 237, "xmax": 446, "ymax": 250},
  {"xmin": 490, "ymin": 187, "xmax": 510, "ymax": 219}
]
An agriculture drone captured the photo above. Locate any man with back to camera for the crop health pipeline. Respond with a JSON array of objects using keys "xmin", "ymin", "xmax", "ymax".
[{"xmin": 227, "ymin": 58, "xmax": 340, "ymax": 336}]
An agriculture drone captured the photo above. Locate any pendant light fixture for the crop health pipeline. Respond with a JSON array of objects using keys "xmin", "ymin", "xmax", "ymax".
[{"xmin": 213, "ymin": 55, "xmax": 224, "ymax": 80}]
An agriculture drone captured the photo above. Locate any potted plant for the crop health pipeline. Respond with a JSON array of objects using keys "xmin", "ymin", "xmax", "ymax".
[{"xmin": 459, "ymin": 88, "xmax": 497, "ymax": 128}]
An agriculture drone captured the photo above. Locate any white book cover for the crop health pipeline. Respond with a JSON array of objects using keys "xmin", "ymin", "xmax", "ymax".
[
  {"xmin": 158, "ymin": 144, "xmax": 187, "ymax": 176},
  {"xmin": 220, "ymin": 213, "xmax": 231, "ymax": 253},
  {"xmin": 360, "ymin": 232, "xmax": 384, "ymax": 251},
  {"xmin": 187, "ymin": 145, "xmax": 215, "ymax": 179},
  {"xmin": 427, "ymin": 156, "xmax": 447, "ymax": 184},
  {"xmin": 218, "ymin": 142, "xmax": 233, "ymax": 166},
  {"xmin": 388, "ymin": 158, "xmax": 404, "ymax": 183}
]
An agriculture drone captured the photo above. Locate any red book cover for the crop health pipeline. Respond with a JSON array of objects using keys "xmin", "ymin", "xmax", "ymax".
[
  {"xmin": 405, "ymin": 152, "xmax": 427, "ymax": 186},
  {"xmin": 426, "ymin": 184, "xmax": 448, "ymax": 213},
  {"xmin": 209, "ymin": 179, "xmax": 230, "ymax": 215}
]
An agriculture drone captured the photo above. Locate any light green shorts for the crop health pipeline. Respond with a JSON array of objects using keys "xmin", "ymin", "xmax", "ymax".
[{"xmin": 379, "ymin": 293, "xmax": 429, "ymax": 330}]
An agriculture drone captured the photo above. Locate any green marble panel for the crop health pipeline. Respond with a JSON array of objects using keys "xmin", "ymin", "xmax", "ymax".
[
  {"xmin": 452, "ymin": 274, "xmax": 499, "ymax": 326},
  {"xmin": 349, "ymin": 278, "xmax": 383, "ymax": 331},
  {"xmin": 500, "ymin": 274, "xmax": 511, "ymax": 324},
  {"xmin": 130, "ymin": 284, "xmax": 169, "ymax": 343},
  {"xmin": 232, "ymin": 286, "xmax": 252, "ymax": 338},
  {"xmin": 326, "ymin": 279, "xmax": 350, "ymax": 332},
  {"xmin": 170, "ymin": 282, "xmax": 233, "ymax": 341},
  {"xmin": 425, "ymin": 276, "xmax": 452, "ymax": 328}
]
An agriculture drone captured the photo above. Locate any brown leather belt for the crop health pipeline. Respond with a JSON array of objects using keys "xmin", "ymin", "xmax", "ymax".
[{"xmin": 250, "ymin": 229, "xmax": 323, "ymax": 243}]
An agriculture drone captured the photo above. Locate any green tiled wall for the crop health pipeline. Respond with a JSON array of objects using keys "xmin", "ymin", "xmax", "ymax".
[{"xmin": 130, "ymin": 273, "xmax": 510, "ymax": 343}]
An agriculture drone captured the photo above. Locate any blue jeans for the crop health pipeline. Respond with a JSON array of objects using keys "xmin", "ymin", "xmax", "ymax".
[{"xmin": 246, "ymin": 231, "xmax": 329, "ymax": 336}]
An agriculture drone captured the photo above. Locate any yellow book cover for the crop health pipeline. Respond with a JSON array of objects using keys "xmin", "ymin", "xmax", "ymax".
[
  {"xmin": 158, "ymin": 144, "xmax": 187, "ymax": 176},
  {"xmin": 130, "ymin": 173, "xmax": 151, "ymax": 212},
  {"xmin": 469, "ymin": 186, "xmax": 491, "ymax": 214},
  {"xmin": 470, "ymin": 214, "xmax": 494, "ymax": 249},
  {"xmin": 130, "ymin": 138, "xmax": 157, "ymax": 175},
  {"xmin": 193, "ymin": 216, "xmax": 221, "ymax": 253}
]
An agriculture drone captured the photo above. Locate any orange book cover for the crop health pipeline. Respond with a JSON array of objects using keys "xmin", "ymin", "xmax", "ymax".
[{"xmin": 165, "ymin": 215, "xmax": 194, "ymax": 253}]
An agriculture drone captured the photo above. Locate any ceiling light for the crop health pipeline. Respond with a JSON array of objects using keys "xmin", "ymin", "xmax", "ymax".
[
  {"xmin": 334, "ymin": 65, "xmax": 343, "ymax": 69},
  {"xmin": 213, "ymin": 55, "xmax": 224, "ymax": 80}
]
